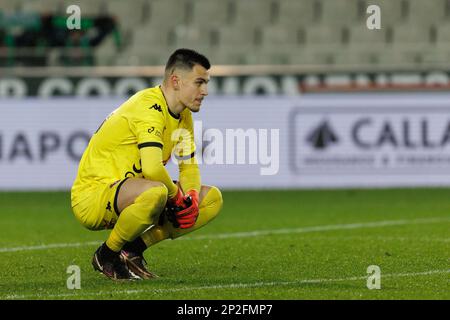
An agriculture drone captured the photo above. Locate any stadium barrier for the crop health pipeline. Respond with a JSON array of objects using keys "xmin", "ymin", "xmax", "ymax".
[
  {"xmin": 2, "ymin": 66, "xmax": 450, "ymax": 97},
  {"xmin": 1, "ymin": 93, "xmax": 450, "ymax": 190}
]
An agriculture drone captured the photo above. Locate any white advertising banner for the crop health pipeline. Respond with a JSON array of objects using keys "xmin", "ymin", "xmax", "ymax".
[{"xmin": 1, "ymin": 93, "xmax": 450, "ymax": 190}]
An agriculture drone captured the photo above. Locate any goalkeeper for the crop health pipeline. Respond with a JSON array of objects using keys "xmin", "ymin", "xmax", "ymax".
[{"xmin": 70, "ymin": 49, "xmax": 223, "ymax": 281}]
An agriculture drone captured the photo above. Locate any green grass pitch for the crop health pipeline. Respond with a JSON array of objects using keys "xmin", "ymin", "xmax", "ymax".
[{"xmin": 0, "ymin": 188, "xmax": 449, "ymax": 300}]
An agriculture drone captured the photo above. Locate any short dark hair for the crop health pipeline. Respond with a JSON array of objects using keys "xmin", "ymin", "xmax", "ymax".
[{"xmin": 165, "ymin": 48, "xmax": 211, "ymax": 75}]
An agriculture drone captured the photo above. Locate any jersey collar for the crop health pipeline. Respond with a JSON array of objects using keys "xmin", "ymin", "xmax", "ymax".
[{"xmin": 159, "ymin": 85, "xmax": 181, "ymax": 120}]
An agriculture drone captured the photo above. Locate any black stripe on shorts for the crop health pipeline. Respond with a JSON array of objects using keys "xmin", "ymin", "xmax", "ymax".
[{"xmin": 113, "ymin": 177, "xmax": 130, "ymax": 216}]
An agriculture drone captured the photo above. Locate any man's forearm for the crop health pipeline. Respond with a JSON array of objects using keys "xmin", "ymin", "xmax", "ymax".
[
  {"xmin": 141, "ymin": 147, "xmax": 178, "ymax": 198},
  {"xmin": 179, "ymin": 162, "xmax": 201, "ymax": 193}
]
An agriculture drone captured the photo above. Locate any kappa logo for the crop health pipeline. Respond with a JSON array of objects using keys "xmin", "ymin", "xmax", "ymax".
[
  {"xmin": 149, "ymin": 104, "xmax": 162, "ymax": 112},
  {"xmin": 307, "ymin": 120, "xmax": 339, "ymax": 150}
]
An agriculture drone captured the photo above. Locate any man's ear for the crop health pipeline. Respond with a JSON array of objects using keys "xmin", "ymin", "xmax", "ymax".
[{"xmin": 171, "ymin": 74, "xmax": 180, "ymax": 90}]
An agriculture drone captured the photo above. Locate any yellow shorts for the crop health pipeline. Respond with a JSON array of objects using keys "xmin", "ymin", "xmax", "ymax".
[{"xmin": 72, "ymin": 178, "xmax": 129, "ymax": 230}]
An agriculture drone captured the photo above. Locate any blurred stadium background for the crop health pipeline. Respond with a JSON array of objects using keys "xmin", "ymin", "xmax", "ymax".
[
  {"xmin": 1, "ymin": 0, "xmax": 450, "ymax": 67},
  {"xmin": 0, "ymin": 0, "xmax": 449, "ymax": 300}
]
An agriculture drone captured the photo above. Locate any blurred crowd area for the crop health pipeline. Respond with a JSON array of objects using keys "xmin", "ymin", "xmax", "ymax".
[
  {"xmin": 0, "ymin": 0, "xmax": 119, "ymax": 66},
  {"xmin": 0, "ymin": 0, "xmax": 449, "ymax": 68}
]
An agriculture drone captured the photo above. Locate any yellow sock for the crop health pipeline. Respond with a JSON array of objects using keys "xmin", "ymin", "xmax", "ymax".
[
  {"xmin": 106, "ymin": 185, "xmax": 168, "ymax": 252},
  {"xmin": 141, "ymin": 186, "xmax": 223, "ymax": 247}
]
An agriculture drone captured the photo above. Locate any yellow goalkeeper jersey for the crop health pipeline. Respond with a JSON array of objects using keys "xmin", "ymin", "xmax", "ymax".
[{"xmin": 71, "ymin": 86, "xmax": 196, "ymax": 206}]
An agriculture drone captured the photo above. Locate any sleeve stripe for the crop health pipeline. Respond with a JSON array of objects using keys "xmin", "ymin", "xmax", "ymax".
[
  {"xmin": 175, "ymin": 151, "xmax": 195, "ymax": 160},
  {"xmin": 138, "ymin": 142, "xmax": 163, "ymax": 149}
]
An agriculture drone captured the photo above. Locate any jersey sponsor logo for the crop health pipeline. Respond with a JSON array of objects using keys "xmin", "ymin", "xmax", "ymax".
[
  {"xmin": 133, "ymin": 163, "xmax": 142, "ymax": 174},
  {"xmin": 149, "ymin": 103, "xmax": 162, "ymax": 112},
  {"xmin": 148, "ymin": 126, "xmax": 162, "ymax": 137},
  {"xmin": 125, "ymin": 160, "xmax": 142, "ymax": 178},
  {"xmin": 125, "ymin": 171, "xmax": 135, "ymax": 178}
]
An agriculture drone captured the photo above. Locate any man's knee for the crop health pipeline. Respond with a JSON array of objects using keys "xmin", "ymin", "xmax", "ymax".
[
  {"xmin": 153, "ymin": 183, "xmax": 169, "ymax": 209},
  {"xmin": 202, "ymin": 186, "xmax": 223, "ymax": 219},
  {"xmin": 124, "ymin": 182, "xmax": 168, "ymax": 226},
  {"xmin": 118, "ymin": 179, "xmax": 168, "ymax": 213},
  {"xmin": 137, "ymin": 180, "xmax": 167, "ymax": 199},
  {"xmin": 136, "ymin": 182, "xmax": 168, "ymax": 212}
]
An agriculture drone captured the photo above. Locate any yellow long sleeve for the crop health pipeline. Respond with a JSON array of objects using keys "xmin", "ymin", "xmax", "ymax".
[
  {"xmin": 178, "ymin": 155, "xmax": 201, "ymax": 193},
  {"xmin": 140, "ymin": 147, "xmax": 178, "ymax": 198}
]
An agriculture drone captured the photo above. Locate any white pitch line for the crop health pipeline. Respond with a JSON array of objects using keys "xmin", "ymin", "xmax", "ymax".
[
  {"xmin": 291, "ymin": 236, "xmax": 450, "ymax": 243},
  {"xmin": 182, "ymin": 217, "xmax": 450, "ymax": 241},
  {"xmin": 0, "ymin": 217, "xmax": 449, "ymax": 253},
  {"xmin": 0, "ymin": 241, "xmax": 102, "ymax": 253},
  {"xmin": 4, "ymin": 269, "xmax": 450, "ymax": 300}
]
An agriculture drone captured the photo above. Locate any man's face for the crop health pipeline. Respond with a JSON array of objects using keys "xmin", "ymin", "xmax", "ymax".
[{"xmin": 177, "ymin": 64, "xmax": 210, "ymax": 112}]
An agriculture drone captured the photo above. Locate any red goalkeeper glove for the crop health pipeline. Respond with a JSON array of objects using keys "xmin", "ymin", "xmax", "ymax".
[
  {"xmin": 168, "ymin": 190, "xmax": 199, "ymax": 229},
  {"xmin": 184, "ymin": 190, "xmax": 199, "ymax": 211},
  {"xmin": 165, "ymin": 189, "xmax": 199, "ymax": 229},
  {"xmin": 168, "ymin": 187, "xmax": 184, "ymax": 208}
]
